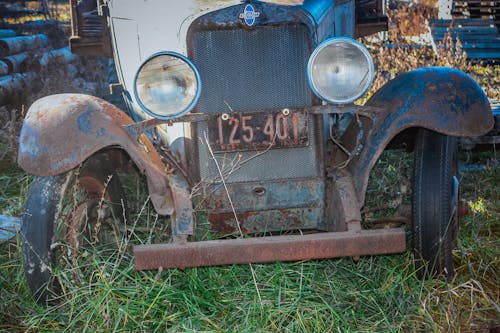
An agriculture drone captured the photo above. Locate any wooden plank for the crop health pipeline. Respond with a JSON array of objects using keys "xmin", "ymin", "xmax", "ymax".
[
  {"xmin": 430, "ymin": 16, "xmax": 500, "ymax": 59},
  {"xmin": 431, "ymin": 24, "xmax": 498, "ymax": 29},
  {"xmin": 455, "ymin": 1, "xmax": 497, "ymax": 4},
  {"xmin": 433, "ymin": 36, "xmax": 500, "ymax": 42},
  {"xmin": 432, "ymin": 32, "xmax": 500, "ymax": 38},
  {"xmin": 433, "ymin": 44, "xmax": 500, "ymax": 53},
  {"xmin": 462, "ymin": 43, "xmax": 500, "ymax": 48},
  {"xmin": 450, "ymin": 12, "xmax": 496, "ymax": 19},
  {"xmin": 463, "ymin": 49, "xmax": 500, "ymax": 57},
  {"xmin": 454, "ymin": 3, "xmax": 500, "ymax": 8},
  {"xmin": 430, "ymin": 18, "xmax": 497, "ymax": 26},
  {"xmin": 453, "ymin": 1, "xmax": 500, "ymax": 8},
  {"xmin": 461, "ymin": 43, "xmax": 500, "ymax": 48},
  {"xmin": 431, "ymin": 26, "xmax": 498, "ymax": 35},
  {"xmin": 432, "ymin": 33, "xmax": 499, "ymax": 40}
]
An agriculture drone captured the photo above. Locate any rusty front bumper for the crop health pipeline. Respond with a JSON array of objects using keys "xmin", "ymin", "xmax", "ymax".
[{"xmin": 134, "ymin": 228, "xmax": 406, "ymax": 270}]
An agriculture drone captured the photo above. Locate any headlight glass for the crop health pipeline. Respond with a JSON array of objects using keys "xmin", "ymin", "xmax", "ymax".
[
  {"xmin": 307, "ymin": 37, "xmax": 374, "ymax": 104},
  {"xmin": 134, "ymin": 52, "xmax": 201, "ymax": 120}
]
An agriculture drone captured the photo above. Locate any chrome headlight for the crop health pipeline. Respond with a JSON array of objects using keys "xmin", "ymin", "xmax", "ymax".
[
  {"xmin": 134, "ymin": 52, "xmax": 201, "ymax": 120},
  {"xmin": 307, "ymin": 37, "xmax": 374, "ymax": 104}
]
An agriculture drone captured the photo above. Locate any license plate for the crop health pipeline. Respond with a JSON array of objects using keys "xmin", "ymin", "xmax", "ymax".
[{"xmin": 208, "ymin": 111, "xmax": 309, "ymax": 152}]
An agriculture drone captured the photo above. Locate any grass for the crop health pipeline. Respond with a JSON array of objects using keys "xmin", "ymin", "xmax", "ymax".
[
  {"xmin": 1, "ymin": 1, "xmax": 498, "ymax": 331},
  {"xmin": 0, "ymin": 149, "xmax": 498, "ymax": 332}
]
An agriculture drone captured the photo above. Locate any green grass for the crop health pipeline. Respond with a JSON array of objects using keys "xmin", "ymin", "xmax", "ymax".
[
  {"xmin": 2, "ymin": 1, "xmax": 498, "ymax": 330},
  {"xmin": 0, "ymin": 148, "xmax": 498, "ymax": 332}
]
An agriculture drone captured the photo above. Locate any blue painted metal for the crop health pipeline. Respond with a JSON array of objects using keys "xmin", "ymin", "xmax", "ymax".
[
  {"xmin": 333, "ymin": 0, "xmax": 355, "ymax": 37},
  {"xmin": 367, "ymin": 67, "xmax": 493, "ymax": 136},
  {"xmin": 299, "ymin": 0, "xmax": 334, "ymax": 23},
  {"xmin": 204, "ymin": 178, "xmax": 325, "ymax": 233},
  {"xmin": 249, "ymin": 0, "xmax": 334, "ymax": 24},
  {"xmin": 166, "ymin": 173, "xmax": 194, "ymax": 238},
  {"xmin": 205, "ymin": 179, "xmax": 324, "ymax": 212},
  {"xmin": 349, "ymin": 67, "xmax": 493, "ymax": 205},
  {"xmin": 0, "ymin": 215, "xmax": 20, "ymax": 242}
]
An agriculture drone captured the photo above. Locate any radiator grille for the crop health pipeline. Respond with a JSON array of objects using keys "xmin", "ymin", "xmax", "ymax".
[
  {"xmin": 188, "ymin": 23, "xmax": 322, "ymax": 183},
  {"xmin": 190, "ymin": 24, "xmax": 313, "ymax": 113}
]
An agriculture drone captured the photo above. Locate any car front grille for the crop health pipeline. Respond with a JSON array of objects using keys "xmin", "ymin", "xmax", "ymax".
[
  {"xmin": 189, "ymin": 24, "xmax": 314, "ymax": 114},
  {"xmin": 185, "ymin": 9, "xmax": 325, "ymax": 231},
  {"xmin": 187, "ymin": 21, "xmax": 322, "ymax": 185}
]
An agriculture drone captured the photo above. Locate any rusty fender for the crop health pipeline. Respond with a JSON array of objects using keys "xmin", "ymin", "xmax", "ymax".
[
  {"xmin": 17, "ymin": 94, "xmax": 176, "ymax": 215},
  {"xmin": 348, "ymin": 67, "xmax": 494, "ymax": 206}
]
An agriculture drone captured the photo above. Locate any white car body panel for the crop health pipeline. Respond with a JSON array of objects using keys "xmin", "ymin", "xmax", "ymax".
[
  {"xmin": 107, "ymin": 0, "xmax": 240, "ymax": 147},
  {"xmin": 107, "ymin": 0, "xmax": 305, "ymax": 148}
]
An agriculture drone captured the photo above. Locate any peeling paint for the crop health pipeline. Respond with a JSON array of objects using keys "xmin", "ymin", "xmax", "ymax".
[
  {"xmin": 77, "ymin": 107, "xmax": 93, "ymax": 134},
  {"xmin": 17, "ymin": 94, "xmax": 175, "ymax": 215}
]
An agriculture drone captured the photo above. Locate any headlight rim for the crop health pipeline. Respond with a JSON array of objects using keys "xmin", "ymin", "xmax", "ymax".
[
  {"xmin": 307, "ymin": 37, "xmax": 375, "ymax": 105},
  {"xmin": 133, "ymin": 51, "xmax": 202, "ymax": 120}
]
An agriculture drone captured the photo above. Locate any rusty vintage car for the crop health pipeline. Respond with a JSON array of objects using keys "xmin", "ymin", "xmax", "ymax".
[{"xmin": 17, "ymin": 0, "xmax": 494, "ymax": 302}]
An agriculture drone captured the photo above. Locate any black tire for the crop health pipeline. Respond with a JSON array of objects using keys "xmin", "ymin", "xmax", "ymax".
[
  {"xmin": 21, "ymin": 155, "xmax": 126, "ymax": 303},
  {"xmin": 412, "ymin": 129, "xmax": 459, "ymax": 279}
]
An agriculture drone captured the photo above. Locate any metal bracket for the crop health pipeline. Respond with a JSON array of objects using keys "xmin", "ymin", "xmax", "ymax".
[
  {"xmin": 166, "ymin": 173, "xmax": 194, "ymax": 241},
  {"xmin": 124, "ymin": 114, "xmax": 209, "ymax": 142},
  {"xmin": 328, "ymin": 169, "xmax": 362, "ymax": 232}
]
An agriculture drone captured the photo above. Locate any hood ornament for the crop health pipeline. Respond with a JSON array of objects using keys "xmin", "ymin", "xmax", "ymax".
[{"xmin": 239, "ymin": 4, "xmax": 260, "ymax": 26}]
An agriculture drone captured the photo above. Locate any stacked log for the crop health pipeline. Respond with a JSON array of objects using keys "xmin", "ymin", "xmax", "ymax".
[
  {"xmin": 0, "ymin": 2, "xmax": 111, "ymax": 109},
  {"xmin": 0, "ymin": 72, "xmax": 38, "ymax": 105},
  {"xmin": 0, "ymin": 29, "xmax": 16, "ymax": 38},
  {"xmin": 0, "ymin": 32, "xmax": 46, "ymax": 105},
  {"xmin": 0, "ymin": 28, "xmax": 99, "ymax": 106},
  {"xmin": 0, "ymin": 61, "xmax": 8, "ymax": 76},
  {"xmin": 39, "ymin": 46, "xmax": 77, "ymax": 67},
  {"xmin": 3, "ymin": 52, "xmax": 30, "ymax": 73},
  {"xmin": 0, "ymin": 34, "xmax": 49, "ymax": 55}
]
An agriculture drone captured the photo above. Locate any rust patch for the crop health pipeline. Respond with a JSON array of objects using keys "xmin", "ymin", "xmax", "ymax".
[
  {"xmin": 347, "ymin": 67, "xmax": 493, "ymax": 206},
  {"xmin": 458, "ymin": 199, "xmax": 469, "ymax": 218},
  {"xmin": 134, "ymin": 228, "xmax": 407, "ymax": 270},
  {"xmin": 17, "ymin": 94, "xmax": 173, "ymax": 215},
  {"xmin": 208, "ymin": 211, "xmax": 255, "ymax": 235}
]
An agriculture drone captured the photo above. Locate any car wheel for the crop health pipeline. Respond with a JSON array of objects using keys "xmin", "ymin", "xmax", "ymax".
[
  {"xmin": 412, "ymin": 128, "xmax": 459, "ymax": 279},
  {"xmin": 21, "ymin": 154, "xmax": 126, "ymax": 303}
]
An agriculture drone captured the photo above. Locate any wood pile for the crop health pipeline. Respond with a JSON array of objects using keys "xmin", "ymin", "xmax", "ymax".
[
  {"xmin": 0, "ymin": 28, "xmax": 100, "ymax": 107},
  {"xmin": 452, "ymin": 1, "xmax": 500, "ymax": 29},
  {"xmin": 1, "ymin": 30, "xmax": 63, "ymax": 105},
  {"xmin": 0, "ymin": 1, "xmax": 103, "ymax": 108},
  {"xmin": 429, "ymin": 18, "xmax": 500, "ymax": 60}
]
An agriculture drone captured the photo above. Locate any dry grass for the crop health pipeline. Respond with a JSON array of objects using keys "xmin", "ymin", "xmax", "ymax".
[
  {"xmin": 0, "ymin": 1, "xmax": 498, "ymax": 332},
  {"xmin": 364, "ymin": 1, "xmax": 499, "ymax": 101}
]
